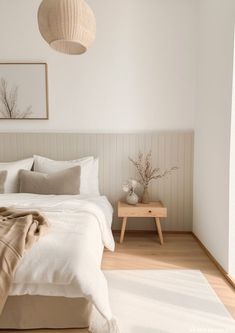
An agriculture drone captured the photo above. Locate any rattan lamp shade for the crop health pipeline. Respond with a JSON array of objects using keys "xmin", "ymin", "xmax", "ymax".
[{"xmin": 38, "ymin": 0, "xmax": 96, "ymax": 55}]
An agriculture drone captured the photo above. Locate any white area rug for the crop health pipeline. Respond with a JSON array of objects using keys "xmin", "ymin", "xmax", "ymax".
[{"xmin": 104, "ymin": 270, "xmax": 235, "ymax": 333}]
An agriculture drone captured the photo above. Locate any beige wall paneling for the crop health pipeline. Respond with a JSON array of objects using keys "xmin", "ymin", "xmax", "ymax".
[{"xmin": 0, "ymin": 132, "xmax": 193, "ymax": 230}]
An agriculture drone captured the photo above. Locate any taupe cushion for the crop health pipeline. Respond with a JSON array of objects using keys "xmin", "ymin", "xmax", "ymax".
[
  {"xmin": 19, "ymin": 166, "xmax": 81, "ymax": 195},
  {"xmin": 0, "ymin": 170, "xmax": 7, "ymax": 194}
]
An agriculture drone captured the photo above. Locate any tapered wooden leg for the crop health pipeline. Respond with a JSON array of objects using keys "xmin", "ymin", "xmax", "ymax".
[
  {"xmin": 120, "ymin": 217, "xmax": 127, "ymax": 243},
  {"xmin": 155, "ymin": 217, "xmax": 164, "ymax": 245}
]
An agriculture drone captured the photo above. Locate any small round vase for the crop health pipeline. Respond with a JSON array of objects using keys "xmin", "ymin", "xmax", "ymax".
[
  {"xmin": 142, "ymin": 187, "xmax": 150, "ymax": 204},
  {"xmin": 126, "ymin": 192, "xmax": 139, "ymax": 205}
]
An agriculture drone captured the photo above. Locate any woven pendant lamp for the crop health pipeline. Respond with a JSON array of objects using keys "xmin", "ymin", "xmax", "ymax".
[{"xmin": 38, "ymin": 0, "xmax": 96, "ymax": 55}]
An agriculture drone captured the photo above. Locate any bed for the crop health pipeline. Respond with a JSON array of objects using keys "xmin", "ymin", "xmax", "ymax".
[{"xmin": 0, "ymin": 193, "xmax": 117, "ymax": 332}]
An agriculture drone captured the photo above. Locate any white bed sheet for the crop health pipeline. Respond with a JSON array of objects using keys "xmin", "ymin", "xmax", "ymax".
[{"xmin": 0, "ymin": 193, "xmax": 114, "ymax": 298}]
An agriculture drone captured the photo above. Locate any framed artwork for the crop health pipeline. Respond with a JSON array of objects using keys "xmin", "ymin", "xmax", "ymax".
[{"xmin": 0, "ymin": 63, "xmax": 48, "ymax": 119}]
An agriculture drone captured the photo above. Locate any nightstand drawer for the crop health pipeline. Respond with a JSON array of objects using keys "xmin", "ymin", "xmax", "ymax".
[{"xmin": 118, "ymin": 202, "xmax": 167, "ymax": 218}]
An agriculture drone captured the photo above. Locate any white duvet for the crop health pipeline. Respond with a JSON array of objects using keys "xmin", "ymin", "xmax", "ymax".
[{"xmin": 0, "ymin": 193, "xmax": 119, "ymax": 333}]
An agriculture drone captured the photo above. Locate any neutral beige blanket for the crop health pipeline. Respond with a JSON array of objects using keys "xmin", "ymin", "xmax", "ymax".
[{"xmin": 0, "ymin": 207, "xmax": 49, "ymax": 314}]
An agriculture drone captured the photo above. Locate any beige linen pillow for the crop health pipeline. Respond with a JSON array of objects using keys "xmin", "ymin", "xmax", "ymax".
[
  {"xmin": 19, "ymin": 166, "xmax": 81, "ymax": 195},
  {"xmin": 0, "ymin": 170, "xmax": 7, "ymax": 194}
]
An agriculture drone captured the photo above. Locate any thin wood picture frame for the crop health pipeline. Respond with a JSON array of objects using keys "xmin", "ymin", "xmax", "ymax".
[{"xmin": 0, "ymin": 63, "xmax": 49, "ymax": 120}]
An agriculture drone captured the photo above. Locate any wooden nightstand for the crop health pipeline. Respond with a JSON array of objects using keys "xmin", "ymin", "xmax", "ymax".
[{"xmin": 118, "ymin": 201, "xmax": 167, "ymax": 244}]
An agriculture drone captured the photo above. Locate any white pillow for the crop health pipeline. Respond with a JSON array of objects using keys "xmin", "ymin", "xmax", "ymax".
[
  {"xmin": 0, "ymin": 158, "xmax": 34, "ymax": 193},
  {"xmin": 33, "ymin": 155, "xmax": 100, "ymax": 195}
]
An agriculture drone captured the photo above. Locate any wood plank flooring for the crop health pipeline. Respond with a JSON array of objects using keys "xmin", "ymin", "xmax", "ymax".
[{"xmin": 2, "ymin": 233, "xmax": 235, "ymax": 333}]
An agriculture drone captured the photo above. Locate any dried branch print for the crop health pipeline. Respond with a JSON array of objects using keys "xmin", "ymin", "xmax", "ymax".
[
  {"xmin": 129, "ymin": 150, "xmax": 178, "ymax": 188},
  {"xmin": 0, "ymin": 78, "xmax": 32, "ymax": 118}
]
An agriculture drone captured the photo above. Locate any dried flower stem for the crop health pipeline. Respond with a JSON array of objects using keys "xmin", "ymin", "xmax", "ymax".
[{"xmin": 129, "ymin": 150, "xmax": 178, "ymax": 188}]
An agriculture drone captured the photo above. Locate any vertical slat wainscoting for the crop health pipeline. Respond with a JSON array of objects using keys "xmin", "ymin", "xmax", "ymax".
[{"xmin": 0, "ymin": 132, "xmax": 193, "ymax": 231}]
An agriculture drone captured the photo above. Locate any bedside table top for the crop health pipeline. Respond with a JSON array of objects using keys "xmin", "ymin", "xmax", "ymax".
[
  {"xmin": 118, "ymin": 200, "xmax": 167, "ymax": 218},
  {"xmin": 118, "ymin": 201, "xmax": 164, "ymax": 208}
]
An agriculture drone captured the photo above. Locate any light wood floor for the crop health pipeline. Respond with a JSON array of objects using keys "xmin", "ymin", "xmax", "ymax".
[{"xmin": 3, "ymin": 233, "xmax": 235, "ymax": 333}]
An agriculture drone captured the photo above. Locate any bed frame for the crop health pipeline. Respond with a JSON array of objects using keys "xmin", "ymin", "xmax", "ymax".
[{"xmin": 0, "ymin": 295, "xmax": 92, "ymax": 329}]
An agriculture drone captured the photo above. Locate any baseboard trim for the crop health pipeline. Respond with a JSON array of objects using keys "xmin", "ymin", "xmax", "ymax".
[{"xmin": 192, "ymin": 233, "xmax": 235, "ymax": 290}]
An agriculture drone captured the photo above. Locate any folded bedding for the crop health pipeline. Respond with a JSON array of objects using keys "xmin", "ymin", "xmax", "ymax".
[
  {"xmin": 0, "ymin": 207, "xmax": 49, "ymax": 313},
  {"xmin": 0, "ymin": 194, "xmax": 119, "ymax": 333}
]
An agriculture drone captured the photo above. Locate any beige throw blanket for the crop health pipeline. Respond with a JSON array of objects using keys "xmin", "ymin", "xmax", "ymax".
[{"xmin": 0, "ymin": 207, "xmax": 49, "ymax": 314}]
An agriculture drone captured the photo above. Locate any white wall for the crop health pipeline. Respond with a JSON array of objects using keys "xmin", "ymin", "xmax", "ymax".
[
  {"xmin": 194, "ymin": 0, "xmax": 235, "ymax": 273},
  {"xmin": 0, "ymin": 0, "xmax": 196, "ymax": 132}
]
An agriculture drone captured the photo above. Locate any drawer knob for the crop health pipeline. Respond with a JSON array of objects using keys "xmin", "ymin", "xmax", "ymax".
[{"xmin": 148, "ymin": 210, "xmax": 152, "ymax": 213}]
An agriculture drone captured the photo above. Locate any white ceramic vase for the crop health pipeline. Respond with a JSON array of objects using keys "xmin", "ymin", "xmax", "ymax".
[{"xmin": 126, "ymin": 191, "xmax": 138, "ymax": 205}]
